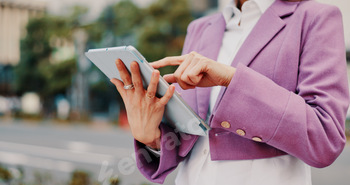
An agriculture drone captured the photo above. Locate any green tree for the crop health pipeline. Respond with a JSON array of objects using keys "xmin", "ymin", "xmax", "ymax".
[
  {"xmin": 15, "ymin": 7, "xmax": 89, "ymax": 116},
  {"xmin": 93, "ymin": 0, "xmax": 142, "ymax": 47},
  {"xmin": 137, "ymin": 0, "xmax": 193, "ymax": 63},
  {"xmin": 15, "ymin": 16, "xmax": 53, "ymax": 95},
  {"xmin": 15, "ymin": 7, "xmax": 88, "ymax": 99}
]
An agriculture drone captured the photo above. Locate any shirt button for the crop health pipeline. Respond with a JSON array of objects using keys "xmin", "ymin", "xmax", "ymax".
[
  {"xmin": 203, "ymin": 149, "xmax": 208, "ymax": 155},
  {"xmin": 236, "ymin": 129, "xmax": 246, "ymax": 136},
  {"xmin": 252, "ymin": 137, "xmax": 263, "ymax": 142},
  {"xmin": 221, "ymin": 121, "xmax": 231, "ymax": 128}
]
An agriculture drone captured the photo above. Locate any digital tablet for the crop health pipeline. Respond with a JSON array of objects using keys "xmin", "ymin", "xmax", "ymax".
[{"xmin": 85, "ymin": 45, "xmax": 210, "ymax": 136}]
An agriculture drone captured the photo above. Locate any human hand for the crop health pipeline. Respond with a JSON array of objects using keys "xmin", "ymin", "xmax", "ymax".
[
  {"xmin": 150, "ymin": 51, "xmax": 236, "ymax": 90},
  {"xmin": 110, "ymin": 59, "xmax": 175, "ymax": 150}
]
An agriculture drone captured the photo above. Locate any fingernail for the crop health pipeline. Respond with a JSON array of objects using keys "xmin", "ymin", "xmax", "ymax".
[{"xmin": 116, "ymin": 59, "xmax": 121, "ymax": 65}]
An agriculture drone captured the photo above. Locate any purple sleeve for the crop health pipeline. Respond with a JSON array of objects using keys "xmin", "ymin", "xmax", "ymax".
[{"xmin": 211, "ymin": 6, "xmax": 349, "ymax": 168}]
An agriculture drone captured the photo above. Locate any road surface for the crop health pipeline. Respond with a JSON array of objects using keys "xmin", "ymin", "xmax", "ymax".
[{"xmin": 0, "ymin": 119, "xmax": 349, "ymax": 185}]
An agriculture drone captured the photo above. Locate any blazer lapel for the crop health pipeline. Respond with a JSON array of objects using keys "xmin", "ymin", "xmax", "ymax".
[
  {"xmin": 212, "ymin": 0, "xmax": 300, "ymax": 114},
  {"xmin": 196, "ymin": 13, "xmax": 226, "ymax": 120},
  {"xmin": 198, "ymin": 13, "xmax": 226, "ymax": 60},
  {"xmin": 231, "ymin": 0, "xmax": 300, "ymax": 67}
]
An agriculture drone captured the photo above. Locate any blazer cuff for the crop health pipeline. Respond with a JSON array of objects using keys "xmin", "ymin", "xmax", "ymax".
[
  {"xmin": 134, "ymin": 123, "xmax": 183, "ymax": 184},
  {"xmin": 211, "ymin": 63, "xmax": 290, "ymax": 142}
]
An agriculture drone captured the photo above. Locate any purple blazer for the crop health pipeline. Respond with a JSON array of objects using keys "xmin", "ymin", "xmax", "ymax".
[{"xmin": 134, "ymin": 0, "xmax": 349, "ymax": 183}]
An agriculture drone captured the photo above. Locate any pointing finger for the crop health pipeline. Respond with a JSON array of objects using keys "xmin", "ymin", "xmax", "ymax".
[
  {"xmin": 163, "ymin": 74, "xmax": 177, "ymax": 84},
  {"xmin": 150, "ymin": 55, "xmax": 186, "ymax": 69}
]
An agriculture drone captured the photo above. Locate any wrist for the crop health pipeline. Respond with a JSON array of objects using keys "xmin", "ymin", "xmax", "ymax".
[
  {"xmin": 145, "ymin": 136, "xmax": 161, "ymax": 150},
  {"xmin": 144, "ymin": 128, "xmax": 161, "ymax": 150},
  {"xmin": 223, "ymin": 67, "xmax": 236, "ymax": 87}
]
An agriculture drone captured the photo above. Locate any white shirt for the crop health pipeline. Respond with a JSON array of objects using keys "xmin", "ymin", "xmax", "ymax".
[{"xmin": 175, "ymin": 1, "xmax": 312, "ymax": 185}]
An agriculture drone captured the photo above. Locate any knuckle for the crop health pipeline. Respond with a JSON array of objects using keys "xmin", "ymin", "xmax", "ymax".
[
  {"xmin": 181, "ymin": 84, "xmax": 190, "ymax": 90},
  {"xmin": 189, "ymin": 51, "xmax": 197, "ymax": 56},
  {"xmin": 133, "ymin": 81, "xmax": 143, "ymax": 88},
  {"xmin": 199, "ymin": 57, "xmax": 207, "ymax": 64},
  {"xmin": 174, "ymin": 72, "xmax": 181, "ymax": 80},
  {"xmin": 187, "ymin": 72, "xmax": 196, "ymax": 78},
  {"xmin": 147, "ymin": 90, "xmax": 156, "ymax": 96},
  {"xmin": 154, "ymin": 103, "xmax": 163, "ymax": 110},
  {"xmin": 180, "ymin": 74, "xmax": 187, "ymax": 81},
  {"xmin": 187, "ymin": 75, "xmax": 197, "ymax": 84},
  {"xmin": 163, "ymin": 57, "xmax": 171, "ymax": 62},
  {"xmin": 179, "ymin": 83, "xmax": 186, "ymax": 90}
]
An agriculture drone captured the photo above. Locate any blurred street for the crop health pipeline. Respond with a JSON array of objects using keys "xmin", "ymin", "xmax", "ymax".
[
  {"xmin": 0, "ymin": 119, "xmax": 349, "ymax": 185},
  {"xmin": 0, "ymin": 119, "xmax": 176, "ymax": 185}
]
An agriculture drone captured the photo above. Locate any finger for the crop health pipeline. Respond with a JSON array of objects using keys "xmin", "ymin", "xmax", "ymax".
[
  {"xmin": 115, "ymin": 59, "xmax": 132, "ymax": 86},
  {"xmin": 163, "ymin": 74, "xmax": 177, "ymax": 84},
  {"xmin": 146, "ymin": 70, "xmax": 160, "ymax": 101},
  {"xmin": 150, "ymin": 55, "xmax": 186, "ymax": 69},
  {"xmin": 110, "ymin": 78, "xmax": 126, "ymax": 99},
  {"xmin": 130, "ymin": 61, "xmax": 144, "ymax": 94},
  {"xmin": 179, "ymin": 83, "xmax": 196, "ymax": 90},
  {"xmin": 180, "ymin": 57, "xmax": 200, "ymax": 85},
  {"xmin": 182, "ymin": 60, "xmax": 206, "ymax": 86},
  {"xmin": 174, "ymin": 54, "xmax": 192, "ymax": 78},
  {"xmin": 174, "ymin": 54, "xmax": 195, "ymax": 89},
  {"xmin": 158, "ymin": 84, "xmax": 175, "ymax": 106}
]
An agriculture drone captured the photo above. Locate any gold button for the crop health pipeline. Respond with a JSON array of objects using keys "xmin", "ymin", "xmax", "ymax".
[
  {"xmin": 236, "ymin": 129, "xmax": 246, "ymax": 136},
  {"xmin": 220, "ymin": 121, "xmax": 231, "ymax": 128},
  {"xmin": 252, "ymin": 137, "xmax": 262, "ymax": 142}
]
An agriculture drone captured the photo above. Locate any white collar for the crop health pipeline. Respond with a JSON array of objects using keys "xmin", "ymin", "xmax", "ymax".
[
  {"xmin": 222, "ymin": 0, "xmax": 275, "ymax": 23},
  {"xmin": 254, "ymin": 0, "xmax": 275, "ymax": 13},
  {"xmin": 222, "ymin": 1, "xmax": 239, "ymax": 24}
]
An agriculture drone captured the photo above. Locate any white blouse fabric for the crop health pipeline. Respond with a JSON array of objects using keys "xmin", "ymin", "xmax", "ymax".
[{"xmin": 175, "ymin": 1, "xmax": 312, "ymax": 185}]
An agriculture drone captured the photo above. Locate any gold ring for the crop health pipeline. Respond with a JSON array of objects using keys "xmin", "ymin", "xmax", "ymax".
[{"xmin": 146, "ymin": 93, "xmax": 155, "ymax": 99}]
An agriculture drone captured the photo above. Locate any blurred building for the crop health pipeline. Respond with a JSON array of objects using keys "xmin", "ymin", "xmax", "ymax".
[
  {"xmin": 0, "ymin": 0, "xmax": 46, "ymax": 65},
  {"xmin": 0, "ymin": 0, "xmax": 46, "ymax": 95}
]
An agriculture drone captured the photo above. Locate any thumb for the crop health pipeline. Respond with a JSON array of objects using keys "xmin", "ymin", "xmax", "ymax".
[
  {"xmin": 150, "ymin": 62, "xmax": 159, "ymax": 69},
  {"xmin": 163, "ymin": 74, "xmax": 177, "ymax": 84}
]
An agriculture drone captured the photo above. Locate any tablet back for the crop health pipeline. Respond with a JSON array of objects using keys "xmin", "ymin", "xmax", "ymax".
[{"xmin": 85, "ymin": 46, "xmax": 210, "ymax": 136}]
